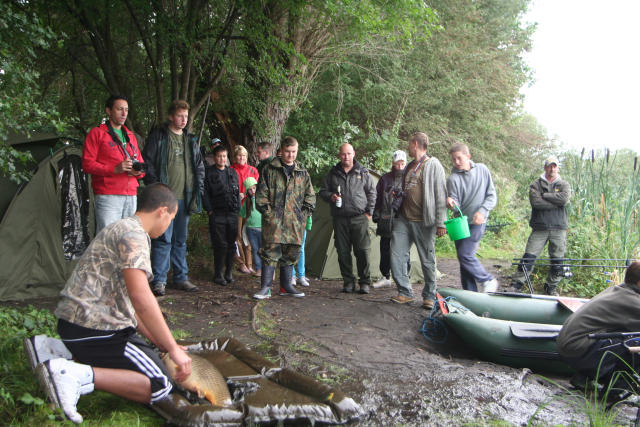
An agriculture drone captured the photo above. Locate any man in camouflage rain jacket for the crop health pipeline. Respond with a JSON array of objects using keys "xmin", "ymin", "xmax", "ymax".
[{"xmin": 253, "ymin": 136, "xmax": 315, "ymax": 299}]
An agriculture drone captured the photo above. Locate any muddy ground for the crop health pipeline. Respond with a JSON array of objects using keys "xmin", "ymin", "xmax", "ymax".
[{"xmin": 6, "ymin": 258, "xmax": 639, "ymax": 425}]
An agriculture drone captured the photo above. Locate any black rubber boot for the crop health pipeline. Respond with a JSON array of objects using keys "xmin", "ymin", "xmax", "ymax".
[
  {"xmin": 342, "ymin": 282, "xmax": 355, "ymax": 293},
  {"xmin": 224, "ymin": 250, "xmax": 235, "ymax": 284},
  {"xmin": 253, "ymin": 265, "xmax": 275, "ymax": 300},
  {"xmin": 279, "ymin": 265, "xmax": 304, "ymax": 297},
  {"xmin": 213, "ymin": 248, "xmax": 227, "ymax": 286}
]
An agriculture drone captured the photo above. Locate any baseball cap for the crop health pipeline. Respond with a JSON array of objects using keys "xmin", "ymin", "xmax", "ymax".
[
  {"xmin": 544, "ymin": 155, "xmax": 560, "ymax": 167},
  {"xmin": 393, "ymin": 150, "xmax": 407, "ymax": 163},
  {"xmin": 210, "ymin": 138, "xmax": 221, "ymax": 146}
]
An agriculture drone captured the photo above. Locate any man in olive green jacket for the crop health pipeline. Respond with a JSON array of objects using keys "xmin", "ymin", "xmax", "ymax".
[{"xmin": 253, "ymin": 136, "xmax": 315, "ymax": 299}]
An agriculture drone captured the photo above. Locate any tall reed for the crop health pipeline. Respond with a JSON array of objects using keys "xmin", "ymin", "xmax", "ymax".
[{"xmin": 561, "ymin": 148, "xmax": 639, "ymax": 295}]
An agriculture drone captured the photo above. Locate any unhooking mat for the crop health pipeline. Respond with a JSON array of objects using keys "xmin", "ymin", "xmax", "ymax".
[{"xmin": 153, "ymin": 337, "xmax": 363, "ymax": 425}]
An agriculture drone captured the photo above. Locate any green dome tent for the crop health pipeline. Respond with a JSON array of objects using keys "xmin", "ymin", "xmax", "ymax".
[
  {"xmin": 0, "ymin": 137, "xmax": 94, "ymax": 301},
  {"xmin": 304, "ymin": 179, "xmax": 427, "ymax": 283}
]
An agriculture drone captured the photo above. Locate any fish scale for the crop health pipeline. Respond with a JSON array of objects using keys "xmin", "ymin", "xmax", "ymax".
[{"xmin": 162, "ymin": 352, "xmax": 233, "ymax": 407}]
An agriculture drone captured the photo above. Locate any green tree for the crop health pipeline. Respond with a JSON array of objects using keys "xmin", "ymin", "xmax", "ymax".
[
  {"xmin": 286, "ymin": 0, "xmax": 543, "ymax": 180},
  {"xmin": 0, "ymin": 2, "xmax": 66, "ymax": 182}
]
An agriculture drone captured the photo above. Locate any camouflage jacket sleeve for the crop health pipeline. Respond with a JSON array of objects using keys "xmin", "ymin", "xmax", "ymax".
[
  {"xmin": 302, "ymin": 173, "xmax": 316, "ymax": 215},
  {"xmin": 255, "ymin": 166, "xmax": 271, "ymax": 215}
]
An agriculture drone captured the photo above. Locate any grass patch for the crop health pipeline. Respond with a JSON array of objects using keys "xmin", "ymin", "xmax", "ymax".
[{"xmin": 172, "ymin": 329, "xmax": 191, "ymax": 340}]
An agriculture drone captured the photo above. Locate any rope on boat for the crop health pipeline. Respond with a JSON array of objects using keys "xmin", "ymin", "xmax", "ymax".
[{"xmin": 420, "ymin": 297, "xmax": 453, "ymax": 344}]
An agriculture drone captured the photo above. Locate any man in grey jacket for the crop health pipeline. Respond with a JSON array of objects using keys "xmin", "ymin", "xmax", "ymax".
[
  {"xmin": 446, "ymin": 142, "xmax": 498, "ymax": 293},
  {"xmin": 511, "ymin": 155, "xmax": 571, "ymax": 295},
  {"xmin": 390, "ymin": 132, "xmax": 447, "ymax": 309},
  {"xmin": 319, "ymin": 143, "xmax": 376, "ymax": 294}
]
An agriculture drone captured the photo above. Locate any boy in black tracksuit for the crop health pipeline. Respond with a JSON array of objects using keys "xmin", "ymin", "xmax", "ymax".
[{"xmin": 202, "ymin": 145, "xmax": 240, "ymax": 286}]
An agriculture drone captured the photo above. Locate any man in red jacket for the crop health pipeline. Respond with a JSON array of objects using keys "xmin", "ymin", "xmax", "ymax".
[{"xmin": 82, "ymin": 95, "xmax": 145, "ymax": 232}]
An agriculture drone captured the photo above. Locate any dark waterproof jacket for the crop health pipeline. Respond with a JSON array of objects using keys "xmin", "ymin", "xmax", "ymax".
[
  {"xmin": 142, "ymin": 123, "xmax": 205, "ymax": 214},
  {"xmin": 256, "ymin": 157, "xmax": 315, "ymax": 245},
  {"xmin": 319, "ymin": 160, "xmax": 376, "ymax": 218},
  {"xmin": 202, "ymin": 166, "xmax": 240, "ymax": 215},
  {"xmin": 372, "ymin": 170, "xmax": 402, "ymax": 237},
  {"xmin": 528, "ymin": 175, "xmax": 571, "ymax": 230}
]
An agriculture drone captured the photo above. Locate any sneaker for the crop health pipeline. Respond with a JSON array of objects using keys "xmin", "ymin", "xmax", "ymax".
[
  {"xmin": 359, "ymin": 284, "xmax": 370, "ymax": 294},
  {"xmin": 372, "ymin": 277, "xmax": 392, "ymax": 288},
  {"xmin": 481, "ymin": 278, "xmax": 499, "ymax": 293},
  {"xmin": 297, "ymin": 276, "xmax": 310, "ymax": 287},
  {"xmin": 24, "ymin": 335, "xmax": 73, "ymax": 372},
  {"xmin": 151, "ymin": 281, "xmax": 166, "ymax": 296},
  {"xmin": 342, "ymin": 283, "xmax": 355, "ymax": 293},
  {"xmin": 422, "ymin": 299, "xmax": 435, "ymax": 309},
  {"xmin": 279, "ymin": 287, "xmax": 305, "ymax": 297},
  {"xmin": 174, "ymin": 280, "xmax": 199, "ymax": 292},
  {"xmin": 253, "ymin": 288, "xmax": 272, "ymax": 300},
  {"xmin": 291, "ymin": 275, "xmax": 297, "ymax": 286},
  {"xmin": 36, "ymin": 358, "xmax": 94, "ymax": 424},
  {"xmin": 390, "ymin": 295, "xmax": 414, "ymax": 304}
]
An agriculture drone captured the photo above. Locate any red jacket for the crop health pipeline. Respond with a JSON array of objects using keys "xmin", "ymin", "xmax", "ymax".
[{"xmin": 82, "ymin": 124, "xmax": 144, "ymax": 195}]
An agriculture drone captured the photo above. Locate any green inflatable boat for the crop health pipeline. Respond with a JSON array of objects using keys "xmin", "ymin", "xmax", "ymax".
[
  {"xmin": 438, "ymin": 298, "xmax": 574, "ymax": 375},
  {"xmin": 437, "ymin": 287, "xmax": 588, "ymax": 325}
]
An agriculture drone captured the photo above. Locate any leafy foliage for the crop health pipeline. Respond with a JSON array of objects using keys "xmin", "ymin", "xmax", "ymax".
[{"xmin": 0, "ymin": 2, "xmax": 68, "ymax": 182}]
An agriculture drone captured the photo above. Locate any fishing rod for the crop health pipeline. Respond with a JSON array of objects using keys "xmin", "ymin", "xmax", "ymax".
[
  {"xmin": 512, "ymin": 258, "xmax": 634, "ymax": 262},
  {"xmin": 510, "ymin": 263, "xmax": 628, "ymax": 269}
]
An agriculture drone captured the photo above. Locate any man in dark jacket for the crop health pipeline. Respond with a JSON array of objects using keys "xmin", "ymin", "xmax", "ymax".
[
  {"xmin": 202, "ymin": 145, "xmax": 240, "ymax": 286},
  {"xmin": 511, "ymin": 155, "xmax": 571, "ymax": 295},
  {"xmin": 142, "ymin": 100, "xmax": 205, "ymax": 296},
  {"xmin": 319, "ymin": 143, "xmax": 376, "ymax": 294}
]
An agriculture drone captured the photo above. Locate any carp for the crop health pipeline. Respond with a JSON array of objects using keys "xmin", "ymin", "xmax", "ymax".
[{"xmin": 162, "ymin": 352, "xmax": 233, "ymax": 407}]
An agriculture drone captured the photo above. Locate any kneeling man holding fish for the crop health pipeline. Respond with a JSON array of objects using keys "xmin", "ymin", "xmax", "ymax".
[{"xmin": 33, "ymin": 183, "xmax": 192, "ymax": 424}]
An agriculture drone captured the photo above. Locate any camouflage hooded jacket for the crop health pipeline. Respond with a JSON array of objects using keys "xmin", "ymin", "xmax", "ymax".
[{"xmin": 256, "ymin": 157, "xmax": 316, "ymax": 245}]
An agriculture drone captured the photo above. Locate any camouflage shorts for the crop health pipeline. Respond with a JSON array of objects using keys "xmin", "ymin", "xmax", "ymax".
[{"xmin": 259, "ymin": 243, "xmax": 301, "ymax": 267}]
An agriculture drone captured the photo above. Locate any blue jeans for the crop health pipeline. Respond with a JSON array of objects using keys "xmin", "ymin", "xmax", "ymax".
[
  {"xmin": 94, "ymin": 194, "xmax": 137, "ymax": 233},
  {"xmin": 246, "ymin": 227, "xmax": 262, "ymax": 272},
  {"xmin": 454, "ymin": 223, "xmax": 493, "ymax": 291},
  {"xmin": 151, "ymin": 199, "xmax": 189, "ymax": 284},
  {"xmin": 293, "ymin": 230, "xmax": 307, "ymax": 278},
  {"xmin": 390, "ymin": 216, "xmax": 437, "ymax": 301}
]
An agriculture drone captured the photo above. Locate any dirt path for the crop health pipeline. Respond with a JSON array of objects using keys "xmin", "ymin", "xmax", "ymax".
[{"xmin": 5, "ymin": 258, "xmax": 638, "ymax": 425}]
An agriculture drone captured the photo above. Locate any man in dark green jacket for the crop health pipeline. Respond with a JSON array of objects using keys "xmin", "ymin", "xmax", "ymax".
[
  {"xmin": 511, "ymin": 155, "xmax": 571, "ymax": 295},
  {"xmin": 319, "ymin": 143, "xmax": 376, "ymax": 294},
  {"xmin": 142, "ymin": 100, "xmax": 205, "ymax": 296},
  {"xmin": 253, "ymin": 136, "xmax": 315, "ymax": 299}
]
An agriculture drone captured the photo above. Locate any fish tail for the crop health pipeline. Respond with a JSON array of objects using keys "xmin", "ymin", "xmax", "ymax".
[{"xmin": 203, "ymin": 391, "xmax": 217, "ymax": 406}]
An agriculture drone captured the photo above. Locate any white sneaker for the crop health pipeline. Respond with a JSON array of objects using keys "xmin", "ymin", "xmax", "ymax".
[
  {"xmin": 372, "ymin": 277, "xmax": 392, "ymax": 288},
  {"xmin": 291, "ymin": 275, "xmax": 297, "ymax": 286},
  {"xmin": 36, "ymin": 358, "xmax": 94, "ymax": 424},
  {"xmin": 297, "ymin": 276, "xmax": 310, "ymax": 287},
  {"xmin": 481, "ymin": 278, "xmax": 499, "ymax": 293},
  {"xmin": 24, "ymin": 335, "xmax": 73, "ymax": 372}
]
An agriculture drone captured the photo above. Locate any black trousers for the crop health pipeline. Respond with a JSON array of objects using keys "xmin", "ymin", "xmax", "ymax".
[{"xmin": 208, "ymin": 212, "xmax": 238, "ymax": 251}]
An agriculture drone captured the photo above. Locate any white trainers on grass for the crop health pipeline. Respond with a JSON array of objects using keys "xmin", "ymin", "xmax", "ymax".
[
  {"xmin": 24, "ymin": 335, "xmax": 73, "ymax": 372},
  {"xmin": 36, "ymin": 358, "xmax": 94, "ymax": 424}
]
